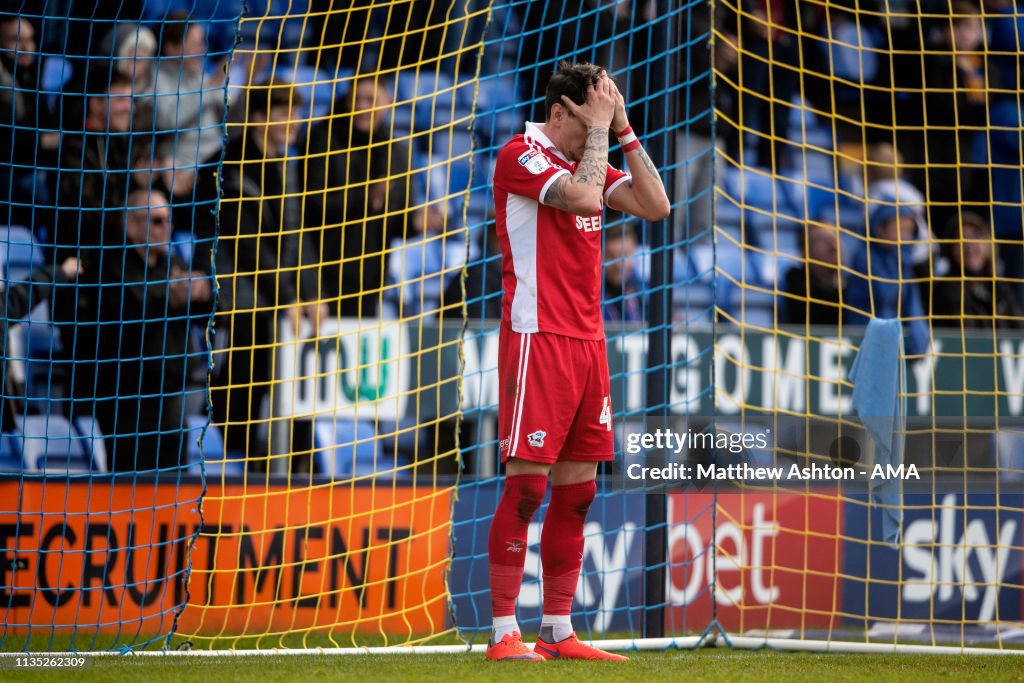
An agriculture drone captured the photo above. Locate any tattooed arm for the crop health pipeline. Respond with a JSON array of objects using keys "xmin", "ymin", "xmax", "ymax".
[
  {"xmin": 605, "ymin": 81, "xmax": 672, "ymax": 221},
  {"xmin": 540, "ymin": 76, "xmax": 617, "ymax": 215},
  {"xmin": 542, "ymin": 126, "xmax": 610, "ymax": 215}
]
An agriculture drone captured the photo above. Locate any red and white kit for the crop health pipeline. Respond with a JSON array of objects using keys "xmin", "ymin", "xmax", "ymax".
[{"xmin": 493, "ymin": 122, "xmax": 631, "ymax": 464}]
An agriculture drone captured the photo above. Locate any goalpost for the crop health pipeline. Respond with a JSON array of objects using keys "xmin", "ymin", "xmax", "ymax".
[{"xmin": 0, "ymin": 0, "xmax": 1022, "ymax": 656}]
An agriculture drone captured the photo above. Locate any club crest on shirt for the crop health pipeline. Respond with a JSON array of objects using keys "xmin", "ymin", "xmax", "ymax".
[
  {"xmin": 527, "ymin": 430, "xmax": 547, "ymax": 447},
  {"xmin": 518, "ymin": 149, "xmax": 552, "ymax": 175}
]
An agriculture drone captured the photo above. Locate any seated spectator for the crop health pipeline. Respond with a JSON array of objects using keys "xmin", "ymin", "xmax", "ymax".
[
  {"xmin": 209, "ymin": 78, "xmax": 321, "ymax": 458},
  {"xmin": 602, "ymin": 223, "xmax": 644, "ymax": 323},
  {"xmin": 783, "ymin": 222, "xmax": 843, "ymax": 326},
  {"xmin": 76, "ymin": 189, "xmax": 213, "ymax": 472},
  {"xmin": 929, "ymin": 212, "xmax": 1024, "ymax": 329},
  {"xmin": 151, "ymin": 12, "xmax": 227, "ymax": 180},
  {"xmin": 845, "ymin": 204, "xmax": 930, "ymax": 356},
  {"xmin": 864, "ymin": 143, "xmax": 932, "ymax": 267},
  {"xmin": 304, "ymin": 76, "xmax": 412, "ymax": 318}
]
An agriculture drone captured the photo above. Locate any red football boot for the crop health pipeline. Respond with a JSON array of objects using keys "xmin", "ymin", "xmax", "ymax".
[
  {"xmin": 485, "ymin": 632, "xmax": 545, "ymax": 662},
  {"xmin": 533, "ymin": 632, "xmax": 629, "ymax": 661}
]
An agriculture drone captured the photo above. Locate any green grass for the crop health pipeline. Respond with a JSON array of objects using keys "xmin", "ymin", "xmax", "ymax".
[{"xmin": 6, "ymin": 650, "xmax": 1024, "ymax": 683}]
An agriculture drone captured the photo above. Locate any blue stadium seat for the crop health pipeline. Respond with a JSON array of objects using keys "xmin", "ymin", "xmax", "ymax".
[
  {"xmin": 0, "ymin": 225, "xmax": 42, "ymax": 283},
  {"xmin": 6, "ymin": 321, "xmax": 65, "ymax": 415},
  {"xmin": 71, "ymin": 415, "xmax": 108, "ymax": 473},
  {"xmin": 394, "ymin": 70, "xmax": 475, "ymax": 137},
  {"xmin": 16, "ymin": 415, "xmax": 94, "ymax": 474},
  {"xmin": 474, "ymin": 75, "xmax": 523, "ymax": 145},
  {"xmin": 312, "ymin": 418, "xmax": 378, "ymax": 478},
  {"xmin": 185, "ymin": 416, "xmax": 244, "ymax": 477},
  {"xmin": 277, "ymin": 64, "xmax": 339, "ymax": 123},
  {"xmin": 40, "ymin": 56, "xmax": 73, "ymax": 112},
  {"xmin": 0, "ymin": 434, "xmax": 21, "ymax": 472}
]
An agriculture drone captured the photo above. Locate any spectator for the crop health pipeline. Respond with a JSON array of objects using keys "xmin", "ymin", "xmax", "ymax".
[
  {"xmin": 916, "ymin": 1, "xmax": 993, "ymax": 233},
  {"xmin": 0, "ymin": 16, "xmax": 51, "ymax": 228},
  {"xmin": 304, "ymin": 76, "xmax": 412, "ymax": 318},
  {"xmin": 929, "ymin": 212, "xmax": 1024, "ymax": 328},
  {"xmin": 722, "ymin": 0, "xmax": 800, "ymax": 170},
  {"xmin": 846, "ymin": 204, "xmax": 930, "ymax": 356},
  {"xmin": 77, "ymin": 189, "xmax": 213, "ymax": 472},
  {"xmin": 864, "ymin": 143, "xmax": 932, "ymax": 267},
  {"xmin": 53, "ymin": 68, "xmax": 138, "ymax": 267},
  {"xmin": 783, "ymin": 222, "xmax": 844, "ymax": 326},
  {"xmin": 151, "ymin": 12, "xmax": 227, "ymax": 180},
  {"xmin": 99, "ymin": 23, "xmax": 158, "ymax": 92},
  {"xmin": 602, "ymin": 223, "xmax": 644, "ymax": 323},
  {"xmin": 209, "ymin": 78, "xmax": 321, "ymax": 457}
]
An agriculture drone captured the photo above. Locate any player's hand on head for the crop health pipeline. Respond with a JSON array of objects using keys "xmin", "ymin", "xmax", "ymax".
[
  {"xmin": 560, "ymin": 75, "xmax": 616, "ymax": 129},
  {"xmin": 608, "ymin": 77, "xmax": 628, "ymax": 131}
]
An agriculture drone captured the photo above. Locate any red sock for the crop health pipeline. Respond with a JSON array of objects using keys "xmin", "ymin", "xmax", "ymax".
[
  {"xmin": 488, "ymin": 474, "xmax": 548, "ymax": 617},
  {"xmin": 540, "ymin": 479, "xmax": 596, "ymax": 616}
]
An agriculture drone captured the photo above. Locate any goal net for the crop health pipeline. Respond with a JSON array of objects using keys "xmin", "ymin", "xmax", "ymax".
[{"xmin": 0, "ymin": 0, "xmax": 1021, "ymax": 655}]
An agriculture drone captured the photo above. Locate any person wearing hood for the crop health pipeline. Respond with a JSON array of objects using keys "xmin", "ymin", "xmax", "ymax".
[
  {"xmin": 845, "ymin": 203, "xmax": 930, "ymax": 357},
  {"xmin": 303, "ymin": 76, "xmax": 413, "ymax": 318}
]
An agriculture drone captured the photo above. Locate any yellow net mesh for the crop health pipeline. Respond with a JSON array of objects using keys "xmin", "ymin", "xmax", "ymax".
[
  {"xmin": 178, "ymin": 1, "xmax": 487, "ymax": 647},
  {"xmin": 711, "ymin": 0, "xmax": 1024, "ymax": 638}
]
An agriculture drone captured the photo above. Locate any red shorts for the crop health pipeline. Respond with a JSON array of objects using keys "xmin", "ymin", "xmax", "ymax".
[{"xmin": 497, "ymin": 325, "xmax": 614, "ymax": 464}]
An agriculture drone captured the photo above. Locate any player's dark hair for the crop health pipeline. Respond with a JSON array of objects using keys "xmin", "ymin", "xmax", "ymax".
[{"xmin": 544, "ymin": 60, "xmax": 606, "ymax": 121}]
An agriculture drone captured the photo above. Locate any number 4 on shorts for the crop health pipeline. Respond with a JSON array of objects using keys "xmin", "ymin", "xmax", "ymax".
[{"xmin": 599, "ymin": 396, "xmax": 611, "ymax": 431}]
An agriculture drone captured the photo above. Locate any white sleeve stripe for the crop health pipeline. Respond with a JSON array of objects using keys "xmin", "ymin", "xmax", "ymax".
[
  {"xmin": 604, "ymin": 174, "xmax": 632, "ymax": 202},
  {"xmin": 539, "ymin": 169, "xmax": 571, "ymax": 204}
]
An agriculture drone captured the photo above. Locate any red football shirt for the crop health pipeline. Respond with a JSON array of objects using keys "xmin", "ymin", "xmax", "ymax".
[{"xmin": 493, "ymin": 122, "xmax": 631, "ymax": 340}]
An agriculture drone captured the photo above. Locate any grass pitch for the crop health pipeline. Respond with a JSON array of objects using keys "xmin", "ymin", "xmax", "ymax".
[{"xmin": 8, "ymin": 650, "xmax": 1024, "ymax": 682}]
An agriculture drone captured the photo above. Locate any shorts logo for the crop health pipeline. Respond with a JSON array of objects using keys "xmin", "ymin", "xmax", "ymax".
[
  {"xmin": 518, "ymin": 149, "xmax": 552, "ymax": 175},
  {"xmin": 506, "ymin": 539, "xmax": 525, "ymax": 553},
  {"xmin": 499, "ymin": 436, "xmax": 511, "ymax": 452},
  {"xmin": 527, "ymin": 430, "xmax": 546, "ymax": 448}
]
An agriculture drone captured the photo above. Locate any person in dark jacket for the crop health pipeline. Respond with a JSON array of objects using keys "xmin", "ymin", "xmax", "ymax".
[
  {"xmin": 210, "ymin": 78, "xmax": 321, "ymax": 457},
  {"xmin": 929, "ymin": 212, "xmax": 1024, "ymax": 329},
  {"xmin": 783, "ymin": 221, "xmax": 844, "ymax": 326},
  {"xmin": 53, "ymin": 68, "xmax": 140, "ymax": 267},
  {"xmin": 303, "ymin": 76, "xmax": 412, "ymax": 318},
  {"xmin": 72, "ymin": 188, "xmax": 213, "ymax": 472},
  {"xmin": 0, "ymin": 15, "xmax": 55, "ymax": 229}
]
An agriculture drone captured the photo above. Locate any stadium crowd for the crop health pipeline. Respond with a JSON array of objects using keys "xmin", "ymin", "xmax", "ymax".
[
  {"xmin": 715, "ymin": 0, "xmax": 1024, "ymax": 336},
  {"xmin": 0, "ymin": 0, "xmax": 1021, "ymax": 472}
]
